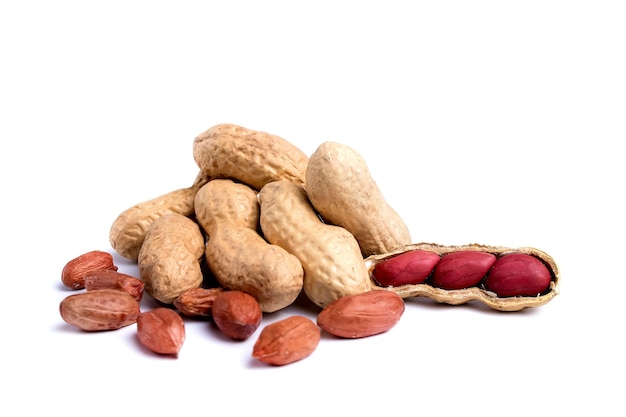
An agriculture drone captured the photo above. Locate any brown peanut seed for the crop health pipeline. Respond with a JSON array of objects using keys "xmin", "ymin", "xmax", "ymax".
[
  {"xmin": 59, "ymin": 289, "xmax": 140, "ymax": 331},
  {"xmin": 136, "ymin": 308, "xmax": 186, "ymax": 355},
  {"xmin": 61, "ymin": 250, "xmax": 118, "ymax": 290},
  {"xmin": 84, "ymin": 269, "xmax": 144, "ymax": 302},
  {"xmin": 252, "ymin": 316, "xmax": 320, "ymax": 366},
  {"xmin": 174, "ymin": 287, "xmax": 224, "ymax": 317},
  {"xmin": 317, "ymin": 290, "xmax": 405, "ymax": 338},
  {"xmin": 212, "ymin": 290, "xmax": 263, "ymax": 340}
]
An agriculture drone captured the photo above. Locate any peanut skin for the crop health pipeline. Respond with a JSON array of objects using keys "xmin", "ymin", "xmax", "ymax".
[
  {"xmin": 372, "ymin": 250, "xmax": 440, "ymax": 287},
  {"xmin": 258, "ymin": 180, "xmax": 371, "ymax": 308},
  {"xmin": 195, "ymin": 179, "xmax": 304, "ymax": 313},
  {"xmin": 483, "ymin": 253, "xmax": 551, "ymax": 297},
  {"xmin": 137, "ymin": 308, "xmax": 186, "ymax": 355},
  {"xmin": 59, "ymin": 289, "xmax": 140, "ymax": 331},
  {"xmin": 305, "ymin": 141, "xmax": 412, "ymax": 257},
  {"xmin": 429, "ymin": 251, "xmax": 497, "ymax": 290},
  {"xmin": 109, "ymin": 171, "xmax": 209, "ymax": 261},
  {"xmin": 61, "ymin": 250, "xmax": 118, "ymax": 290},
  {"xmin": 138, "ymin": 213, "xmax": 205, "ymax": 304},
  {"xmin": 252, "ymin": 316, "xmax": 320, "ymax": 366},
  {"xmin": 317, "ymin": 290, "xmax": 405, "ymax": 338},
  {"xmin": 193, "ymin": 124, "xmax": 309, "ymax": 191}
]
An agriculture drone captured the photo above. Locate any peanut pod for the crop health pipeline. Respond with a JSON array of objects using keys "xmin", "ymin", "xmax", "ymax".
[
  {"xmin": 193, "ymin": 123, "xmax": 309, "ymax": 191},
  {"xmin": 195, "ymin": 179, "xmax": 304, "ymax": 313},
  {"xmin": 109, "ymin": 170, "xmax": 210, "ymax": 261},
  {"xmin": 365, "ymin": 243, "xmax": 560, "ymax": 311}
]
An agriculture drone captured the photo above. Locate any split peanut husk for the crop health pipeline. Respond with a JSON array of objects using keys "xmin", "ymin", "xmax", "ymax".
[{"xmin": 365, "ymin": 242, "xmax": 560, "ymax": 312}]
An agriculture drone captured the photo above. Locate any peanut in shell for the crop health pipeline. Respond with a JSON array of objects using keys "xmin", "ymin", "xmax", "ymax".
[{"xmin": 366, "ymin": 242, "xmax": 560, "ymax": 312}]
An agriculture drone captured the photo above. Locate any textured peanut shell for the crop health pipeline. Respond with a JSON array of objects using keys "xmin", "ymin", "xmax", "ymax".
[
  {"xmin": 259, "ymin": 180, "xmax": 371, "ymax": 308},
  {"xmin": 365, "ymin": 243, "xmax": 560, "ymax": 311},
  {"xmin": 195, "ymin": 179, "xmax": 304, "ymax": 313},
  {"xmin": 305, "ymin": 141, "xmax": 411, "ymax": 257},
  {"xmin": 193, "ymin": 123, "xmax": 309, "ymax": 191},
  {"xmin": 109, "ymin": 171, "xmax": 209, "ymax": 261},
  {"xmin": 138, "ymin": 213, "xmax": 205, "ymax": 304}
]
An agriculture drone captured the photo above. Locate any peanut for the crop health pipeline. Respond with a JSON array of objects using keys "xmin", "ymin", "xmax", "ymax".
[
  {"xmin": 429, "ymin": 251, "xmax": 497, "ymax": 290},
  {"xmin": 483, "ymin": 253, "xmax": 552, "ymax": 297},
  {"xmin": 317, "ymin": 290, "xmax": 405, "ymax": 338},
  {"xmin": 193, "ymin": 123, "xmax": 309, "ymax": 191},
  {"xmin": 174, "ymin": 287, "xmax": 224, "ymax": 317},
  {"xmin": 61, "ymin": 250, "xmax": 118, "ymax": 290},
  {"xmin": 211, "ymin": 290, "xmax": 263, "ymax": 340},
  {"xmin": 252, "ymin": 316, "xmax": 320, "ymax": 366},
  {"xmin": 59, "ymin": 289, "xmax": 140, "ymax": 331},
  {"xmin": 84, "ymin": 269, "xmax": 144, "ymax": 302},
  {"xmin": 258, "ymin": 180, "xmax": 371, "ymax": 308},
  {"xmin": 109, "ymin": 170, "xmax": 209, "ymax": 261},
  {"xmin": 366, "ymin": 243, "xmax": 559, "ymax": 311},
  {"xmin": 372, "ymin": 250, "xmax": 440, "ymax": 287},
  {"xmin": 136, "ymin": 308, "xmax": 186, "ymax": 355},
  {"xmin": 138, "ymin": 213, "xmax": 205, "ymax": 304},
  {"xmin": 305, "ymin": 141, "xmax": 411, "ymax": 257},
  {"xmin": 194, "ymin": 179, "xmax": 304, "ymax": 313}
]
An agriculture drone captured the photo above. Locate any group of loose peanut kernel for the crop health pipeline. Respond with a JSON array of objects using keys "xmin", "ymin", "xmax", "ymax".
[{"xmin": 59, "ymin": 123, "xmax": 560, "ymax": 365}]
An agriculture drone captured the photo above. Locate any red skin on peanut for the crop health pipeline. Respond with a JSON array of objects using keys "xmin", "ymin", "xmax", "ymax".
[
  {"xmin": 429, "ymin": 251, "xmax": 496, "ymax": 290},
  {"xmin": 372, "ymin": 250, "xmax": 440, "ymax": 287},
  {"xmin": 483, "ymin": 253, "xmax": 552, "ymax": 297}
]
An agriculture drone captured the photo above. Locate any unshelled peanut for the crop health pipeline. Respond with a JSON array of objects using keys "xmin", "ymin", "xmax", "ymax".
[
  {"xmin": 138, "ymin": 213, "xmax": 205, "ymax": 304},
  {"xmin": 109, "ymin": 170, "xmax": 209, "ymax": 261},
  {"xmin": 259, "ymin": 180, "xmax": 371, "ymax": 308},
  {"xmin": 193, "ymin": 123, "xmax": 309, "ymax": 191},
  {"xmin": 305, "ymin": 141, "xmax": 411, "ymax": 257},
  {"xmin": 194, "ymin": 179, "xmax": 304, "ymax": 313}
]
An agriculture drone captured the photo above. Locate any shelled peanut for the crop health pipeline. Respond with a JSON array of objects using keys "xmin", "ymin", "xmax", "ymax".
[{"xmin": 366, "ymin": 243, "xmax": 560, "ymax": 311}]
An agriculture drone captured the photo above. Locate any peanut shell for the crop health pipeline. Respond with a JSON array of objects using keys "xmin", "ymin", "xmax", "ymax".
[
  {"xmin": 193, "ymin": 123, "xmax": 309, "ymax": 191},
  {"xmin": 195, "ymin": 179, "xmax": 304, "ymax": 313},
  {"xmin": 259, "ymin": 180, "xmax": 371, "ymax": 308},
  {"xmin": 305, "ymin": 141, "xmax": 412, "ymax": 257},
  {"xmin": 138, "ymin": 213, "xmax": 205, "ymax": 304},
  {"xmin": 109, "ymin": 170, "xmax": 209, "ymax": 261}
]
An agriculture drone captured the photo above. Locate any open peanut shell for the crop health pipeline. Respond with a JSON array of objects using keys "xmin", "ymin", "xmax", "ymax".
[{"xmin": 365, "ymin": 242, "xmax": 560, "ymax": 312}]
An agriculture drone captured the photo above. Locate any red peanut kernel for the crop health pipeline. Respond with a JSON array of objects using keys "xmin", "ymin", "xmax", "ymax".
[
  {"xmin": 372, "ymin": 250, "xmax": 440, "ymax": 287},
  {"xmin": 429, "ymin": 251, "xmax": 497, "ymax": 290},
  {"xmin": 483, "ymin": 253, "xmax": 552, "ymax": 297}
]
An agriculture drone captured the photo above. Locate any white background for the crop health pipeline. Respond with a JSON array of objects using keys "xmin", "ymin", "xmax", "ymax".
[{"xmin": 1, "ymin": 1, "xmax": 624, "ymax": 416}]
